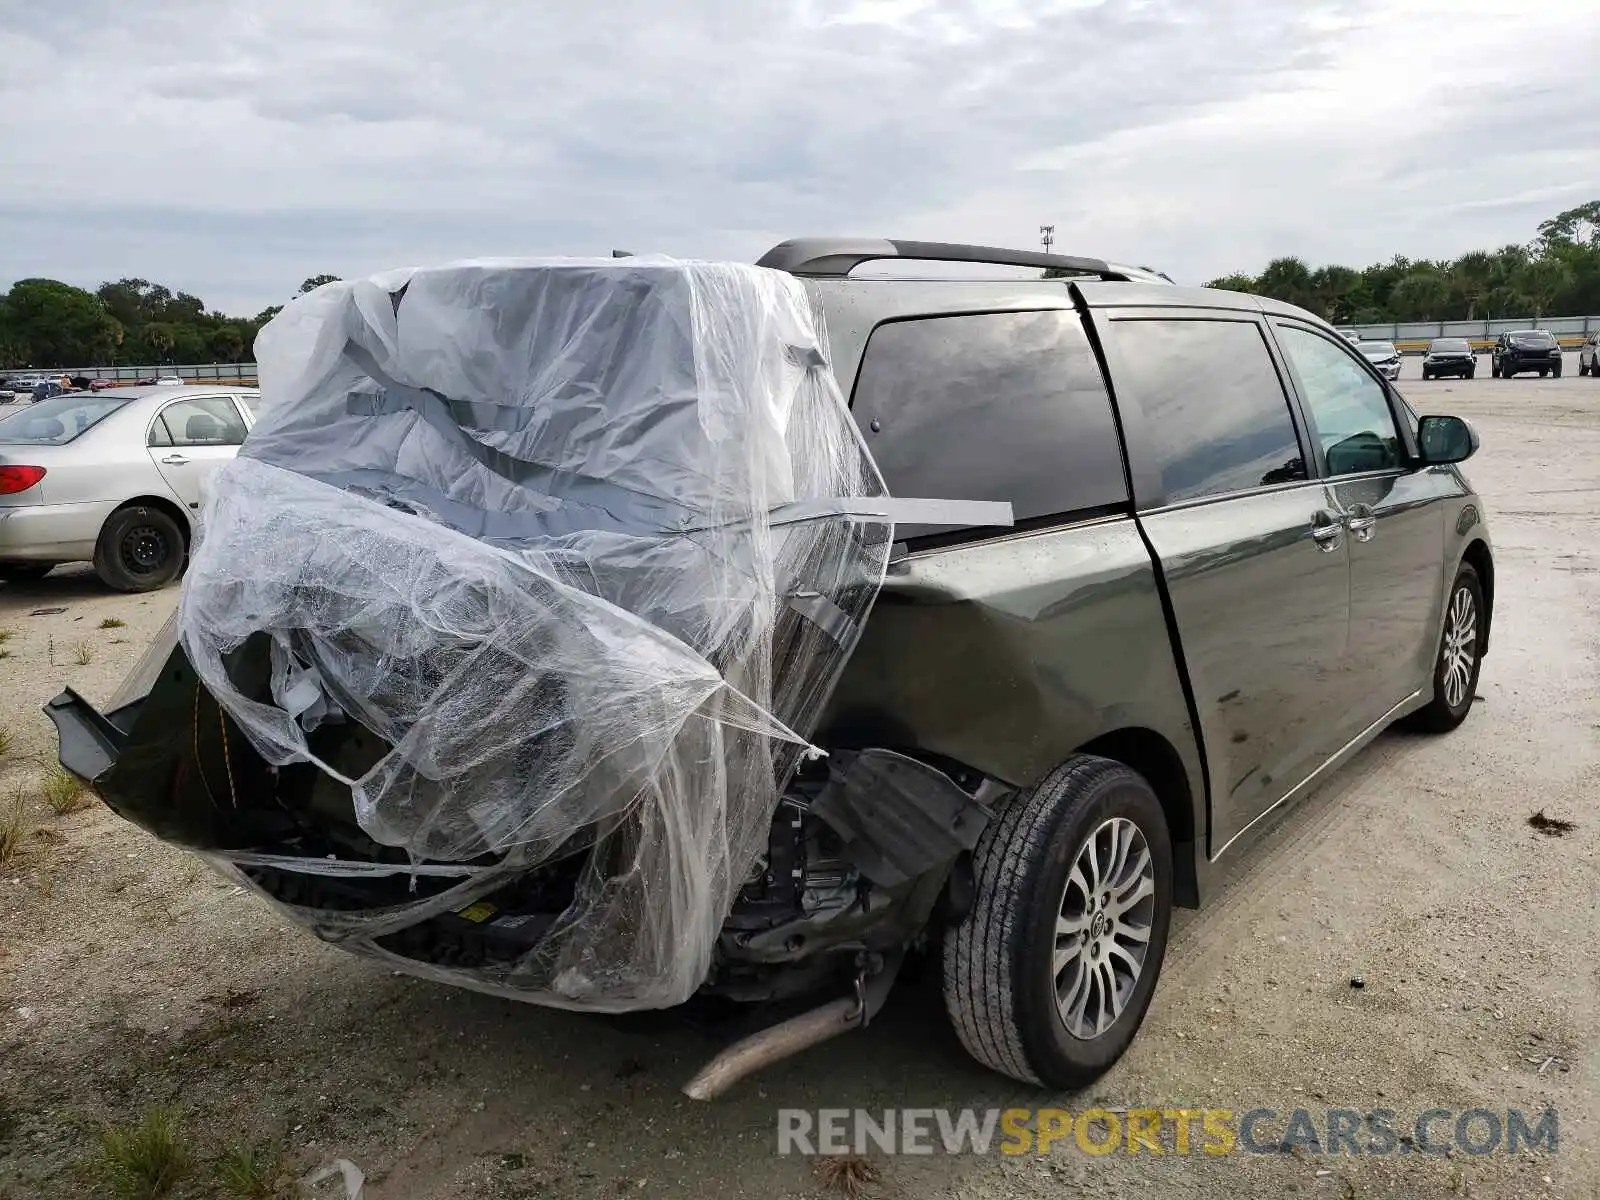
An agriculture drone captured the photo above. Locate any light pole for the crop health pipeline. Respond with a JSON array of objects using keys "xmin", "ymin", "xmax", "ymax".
[{"xmin": 1040, "ymin": 225, "xmax": 1055, "ymax": 255}]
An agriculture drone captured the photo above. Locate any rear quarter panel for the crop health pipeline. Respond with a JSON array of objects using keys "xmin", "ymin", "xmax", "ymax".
[{"xmin": 817, "ymin": 517, "xmax": 1201, "ymax": 797}]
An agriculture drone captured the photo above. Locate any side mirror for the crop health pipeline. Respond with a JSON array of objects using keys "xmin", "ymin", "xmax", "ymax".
[{"xmin": 1417, "ymin": 415, "xmax": 1478, "ymax": 465}]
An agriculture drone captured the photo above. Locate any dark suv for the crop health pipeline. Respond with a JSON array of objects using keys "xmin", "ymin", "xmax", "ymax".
[
  {"xmin": 1493, "ymin": 329, "xmax": 1562, "ymax": 378},
  {"xmin": 1421, "ymin": 337, "xmax": 1477, "ymax": 380},
  {"xmin": 47, "ymin": 240, "xmax": 1496, "ymax": 1096}
]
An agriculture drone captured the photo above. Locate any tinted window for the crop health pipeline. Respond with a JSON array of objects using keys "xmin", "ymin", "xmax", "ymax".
[
  {"xmin": 1430, "ymin": 339, "xmax": 1470, "ymax": 352},
  {"xmin": 851, "ymin": 310, "xmax": 1127, "ymax": 542},
  {"xmin": 1104, "ymin": 317, "xmax": 1306, "ymax": 504},
  {"xmin": 1276, "ymin": 325, "xmax": 1403, "ymax": 476},
  {"xmin": 159, "ymin": 396, "xmax": 247, "ymax": 447},
  {"xmin": 1510, "ymin": 331, "xmax": 1555, "ymax": 345}
]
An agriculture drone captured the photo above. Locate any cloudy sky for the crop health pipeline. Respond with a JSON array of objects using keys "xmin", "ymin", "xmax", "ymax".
[{"xmin": 2, "ymin": 0, "xmax": 1597, "ymax": 315}]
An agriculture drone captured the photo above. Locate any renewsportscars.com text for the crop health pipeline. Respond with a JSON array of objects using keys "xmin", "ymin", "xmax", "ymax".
[{"xmin": 776, "ymin": 1106, "xmax": 1559, "ymax": 1158}]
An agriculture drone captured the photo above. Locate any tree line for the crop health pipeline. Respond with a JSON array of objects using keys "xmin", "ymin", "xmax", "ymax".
[
  {"xmin": 1203, "ymin": 202, "xmax": 1600, "ymax": 326},
  {"xmin": 0, "ymin": 274, "xmax": 340, "ymax": 370}
]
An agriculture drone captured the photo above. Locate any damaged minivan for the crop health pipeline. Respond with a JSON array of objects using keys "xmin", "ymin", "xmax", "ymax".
[{"xmin": 47, "ymin": 241, "xmax": 1495, "ymax": 1097}]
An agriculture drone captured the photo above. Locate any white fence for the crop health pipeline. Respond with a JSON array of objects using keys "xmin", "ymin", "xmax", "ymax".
[
  {"xmin": 1336, "ymin": 315, "xmax": 1597, "ymax": 352},
  {"xmin": 3, "ymin": 362, "xmax": 258, "ymax": 384}
]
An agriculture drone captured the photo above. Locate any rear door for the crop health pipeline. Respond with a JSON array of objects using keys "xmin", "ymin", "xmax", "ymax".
[
  {"xmin": 1098, "ymin": 309, "xmax": 1355, "ymax": 856},
  {"xmin": 146, "ymin": 394, "xmax": 249, "ymax": 514},
  {"xmin": 1271, "ymin": 321, "xmax": 1447, "ymax": 719}
]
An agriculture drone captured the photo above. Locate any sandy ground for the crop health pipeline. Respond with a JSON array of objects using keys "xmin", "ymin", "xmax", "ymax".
[{"xmin": 0, "ymin": 364, "xmax": 1596, "ymax": 1200}]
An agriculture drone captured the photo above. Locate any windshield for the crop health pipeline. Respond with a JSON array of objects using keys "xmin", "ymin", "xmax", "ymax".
[
  {"xmin": 1431, "ymin": 339, "xmax": 1471, "ymax": 352},
  {"xmin": 0, "ymin": 394, "xmax": 131, "ymax": 444},
  {"xmin": 1510, "ymin": 330, "xmax": 1555, "ymax": 343},
  {"xmin": 1358, "ymin": 342, "xmax": 1397, "ymax": 358}
]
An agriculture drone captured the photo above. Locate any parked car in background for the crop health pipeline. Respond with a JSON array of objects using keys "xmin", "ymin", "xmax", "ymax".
[
  {"xmin": 154, "ymin": 375, "xmax": 185, "ymax": 386},
  {"xmin": 1493, "ymin": 330, "xmax": 1562, "ymax": 378},
  {"xmin": 1357, "ymin": 340, "xmax": 1403, "ymax": 380},
  {"xmin": 1340, "ymin": 330, "xmax": 1362, "ymax": 344},
  {"xmin": 1578, "ymin": 331, "xmax": 1600, "ymax": 377},
  {"xmin": 89, "ymin": 379, "xmax": 122, "ymax": 391},
  {"xmin": 1421, "ymin": 338, "xmax": 1477, "ymax": 380},
  {"xmin": 0, "ymin": 384, "xmax": 260, "ymax": 589}
]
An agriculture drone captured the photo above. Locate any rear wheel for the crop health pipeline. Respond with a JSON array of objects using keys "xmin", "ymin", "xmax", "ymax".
[
  {"xmin": 1405, "ymin": 563, "xmax": 1484, "ymax": 734},
  {"xmin": 1421, "ymin": 370, "xmax": 1432, "ymax": 381},
  {"xmin": 943, "ymin": 755, "xmax": 1173, "ymax": 1088},
  {"xmin": 1492, "ymin": 365, "xmax": 1503, "ymax": 378},
  {"xmin": 1467, "ymin": 367, "xmax": 1475, "ymax": 379},
  {"xmin": 0, "ymin": 562, "xmax": 54, "ymax": 583},
  {"xmin": 93, "ymin": 505, "xmax": 185, "ymax": 593},
  {"xmin": 1552, "ymin": 363, "xmax": 1562, "ymax": 378}
]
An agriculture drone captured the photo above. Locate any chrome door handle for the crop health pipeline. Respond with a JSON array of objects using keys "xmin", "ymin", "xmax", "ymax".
[
  {"xmin": 1345, "ymin": 504, "xmax": 1376, "ymax": 542},
  {"xmin": 160, "ymin": 454, "xmax": 190, "ymax": 465},
  {"xmin": 1310, "ymin": 510, "xmax": 1343, "ymax": 551}
]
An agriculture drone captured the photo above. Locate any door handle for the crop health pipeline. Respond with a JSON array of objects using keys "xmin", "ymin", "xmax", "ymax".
[
  {"xmin": 1345, "ymin": 504, "xmax": 1376, "ymax": 542},
  {"xmin": 160, "ymin": 454, "xmax": 190, "ymax": 465},
  {"xmin": 1310, "ymin": 510, "xmax": 1343, "ymax": 551}
]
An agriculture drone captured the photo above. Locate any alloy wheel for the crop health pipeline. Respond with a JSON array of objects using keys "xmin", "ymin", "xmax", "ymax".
[
  {"xmin": 1053, "ymin": 817, "xmax": 1156, "ymax": 1040},
  {"xmin": 1442, "ymin": 585, "xmax": 1477, "ymax": 709}
]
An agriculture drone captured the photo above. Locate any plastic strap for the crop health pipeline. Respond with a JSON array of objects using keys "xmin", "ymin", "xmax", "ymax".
[{"xmin": 221, "ymin": 852, "xmax": 487, "ymax": 878}]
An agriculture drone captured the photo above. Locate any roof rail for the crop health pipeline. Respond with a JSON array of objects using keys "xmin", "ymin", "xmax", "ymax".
[{"xmin": 756, "ymin": 238, "xmax": 1133, "ymax": 281}]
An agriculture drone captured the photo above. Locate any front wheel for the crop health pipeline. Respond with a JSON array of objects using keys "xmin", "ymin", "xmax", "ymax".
[
  {"xmin": 943, "ymin": 756, "xmax": 1173, "ymax": 1088},
  {"xmin": 1552, "ymin": 365, "xmax": 1562, "ymax": 378},
  {"xmin": 1467, "ymin": 368, "xmax": 1476, "ymax": 379},
  {"xmin": 1492, "ymin": 365, "xmax": 1503, "ymax": 378},
  {"xmin": 93, "ymin": 504, "xmax": 185, "ymax": 592},
  {"xmin": 1404, "ymin": 563, "xmax": 1485, "ymax": 734},
  {"xmin": 1421, "ymin": 370, "xmax": 1432, "ymax": 381}
]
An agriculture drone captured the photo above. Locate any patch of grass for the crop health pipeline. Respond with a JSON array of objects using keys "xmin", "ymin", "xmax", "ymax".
[
  {"xmin": 214, "ymin": 1141, "xmax": 297, "ymax": 1199},
  {"xmin": 0, "ymin": 726, "xmax": 11, "ymax": 757},
  {"xmin": 0, "ymin": 788, "xmax": 30, "ymax": 868},
  {"xmin": 96, "ymin": 1108, "xmax": 193, "ymax": 1200},
  {"xmin": 0, "ymin": 628, "xmax": 13, "ymax": 644},
  {"xmin": 814, "ymin": 1155, "xmax": 881, "ymax": 1199},
  {"xmin": 41, "ymin": 764, "xmax": 92, "ymax": 815},
  {"xmin": 72, "ymin": 639, "xmax": 94, "ymax": 665},
  {"xmin": 0, "ymin": 648, "xmax": 11, "ymax": 660},
  {"xmin": 1528, "ymin": 809, "xmax": 1576, "ymax": 836},
  {"xmin": 99, "ymin": 616, "xmax": 127, "ymax": 630}
]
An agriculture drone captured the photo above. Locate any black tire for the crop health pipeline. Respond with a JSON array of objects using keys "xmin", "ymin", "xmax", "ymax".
[
  {"xmin": 943, "ymin": 755, "xmax": 1173, "ymax": 1088},
  {"xmin": 93, "ymin": 504, "xmax": 185, "ymax": 593},
  {"xmin": 0, "ymin": 562, "xmax": 54, "ymax": 582},
  {"xmin": 1581, "ymin": 361, "xmax": 1591, "ymax": 377},
  {"xmin": 1421, "ymin": 370, "xmax": 1431, "ymax": 381},
  {"xmin": 1552, "ymin": 365, "xmax": 1561, "ymax": 379},
  {"xmin": 1404, "ymin": 563, "xmax": 1485, "ymax": 734},
  {"xmin": 1492, "ymin": 365, "xmax": 1502, "ymax": 378},
  {"xmin": 1467, "ymin": 368, "xmax": 1475, "ymax": 379}
]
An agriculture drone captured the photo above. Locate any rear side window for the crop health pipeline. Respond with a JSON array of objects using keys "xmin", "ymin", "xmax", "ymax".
[
  {"xmin": 851, "ymin": 310, "xmax": 1128, "ymax": 543},
  {"xmin": 1103, "ymin": 317, "xmax": 1306, "ymax": 505}
]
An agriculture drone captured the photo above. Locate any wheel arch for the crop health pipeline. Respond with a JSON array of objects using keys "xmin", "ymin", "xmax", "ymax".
[
  {"xmin": 105, "ymin": 495, "xmax": 194, "ymax": 552},
  {"xmin": 1075, "ymin": 727, "xmax": 1199, "ymax": 908},
  {"xmin": 1461, "ymin": 539, "xmax": 1494, "ymax": 655}
]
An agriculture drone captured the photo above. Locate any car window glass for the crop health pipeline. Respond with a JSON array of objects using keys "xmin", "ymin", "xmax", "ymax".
[
  {"xmin": 1102, "ymin": 317, "xmax": 1306, "ymax": 504},
  {"xmin": 160, "ymin": 396, "xmax": 247, "ymax": 447},
  {"xmin": 147, "ymin": 415, "xmax": 173, "ymax": 447},
  {"xmin": 851, "ymin": 310, "xmax": 1128, "ymax": 543},
  {"xmin": 1276, "ymin": 325, "xmax": 1403, "ymax": 476}
]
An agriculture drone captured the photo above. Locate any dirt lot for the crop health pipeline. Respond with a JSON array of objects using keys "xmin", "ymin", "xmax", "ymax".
[{"xmin": 1, "ymin": 368, "xmax": 1596, "ymax": 1199}]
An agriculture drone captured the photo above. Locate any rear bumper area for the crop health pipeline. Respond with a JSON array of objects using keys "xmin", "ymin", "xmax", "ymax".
[{"xmin": 0, "ymin": 500, "xmax": 115, "ymax": 562}]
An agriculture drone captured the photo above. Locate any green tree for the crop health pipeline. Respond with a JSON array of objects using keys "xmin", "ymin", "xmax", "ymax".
[
  {"xmin": 298, "ymin": 274, "xmax": 341, "ymax": 294},
  {"xmin": 3, "ymin": 279, "xmax": 122, "ymax": 367}
]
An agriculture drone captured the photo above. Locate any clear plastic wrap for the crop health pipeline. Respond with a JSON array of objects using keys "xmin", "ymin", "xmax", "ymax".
[{"xmin": 175, "ymin": 258, "xmax": 902, "ymax": 1009}]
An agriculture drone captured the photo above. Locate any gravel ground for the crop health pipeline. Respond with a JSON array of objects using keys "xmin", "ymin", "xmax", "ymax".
[{"xmin": 0, "ymin": 367, "xmax": 1595, "ymax": 1200}]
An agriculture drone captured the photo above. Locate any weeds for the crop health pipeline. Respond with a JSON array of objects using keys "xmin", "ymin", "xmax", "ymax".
[
  {"xmin": 814, "ymin": 1155, "xmax": 881, "ymax": 1199},
  {"xmin": 0, "ymin": 725, "xmax": 11, "ymax": 757},
  {"xmin": 96, "ymin": 1108, "xmax": 193, "ymax": 1200},
  {"xmin": 0, "ymin": 628, "xmax": 12, "ymax": 644},
  {"xmin": 0, "ymin": 648, "xmax": 10, "ymax": 661},
  {"xmin": 41, "ymin": 764, "xmax": 92, "ymax": 815},
  {"xmin": 0, "ymin": 788, "xmax": 30, "ymax": 868},
  {"xmin": 72, "ymin": 639, "xmax": 93, "ymax": 665},
  {"xmin": 215, "ymin": 1141, "xmax": 297, "ymax": 1199},
  {"xmin": 100, "ymin": 617, "xmax": 127, "ymax": 630}
]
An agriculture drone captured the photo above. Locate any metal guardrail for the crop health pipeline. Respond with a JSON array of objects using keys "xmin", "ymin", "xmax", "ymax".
[{"xmin": 2, "ymin": 363, "xmax": 259, "ymax": 385}]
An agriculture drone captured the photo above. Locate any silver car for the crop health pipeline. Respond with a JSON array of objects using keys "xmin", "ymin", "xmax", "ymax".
[
  {"xmin": 1357, "ymin": 339, "xmax": 1403, "ymax": 381},
  {"xmin": 0, "ymin": 385, "xmax": 259, "ymax": 590}
]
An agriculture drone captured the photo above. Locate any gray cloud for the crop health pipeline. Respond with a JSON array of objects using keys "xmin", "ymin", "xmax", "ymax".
[{"xmin": 1, "ymin": 0, "xmax": 1595, "ymax": 314}]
